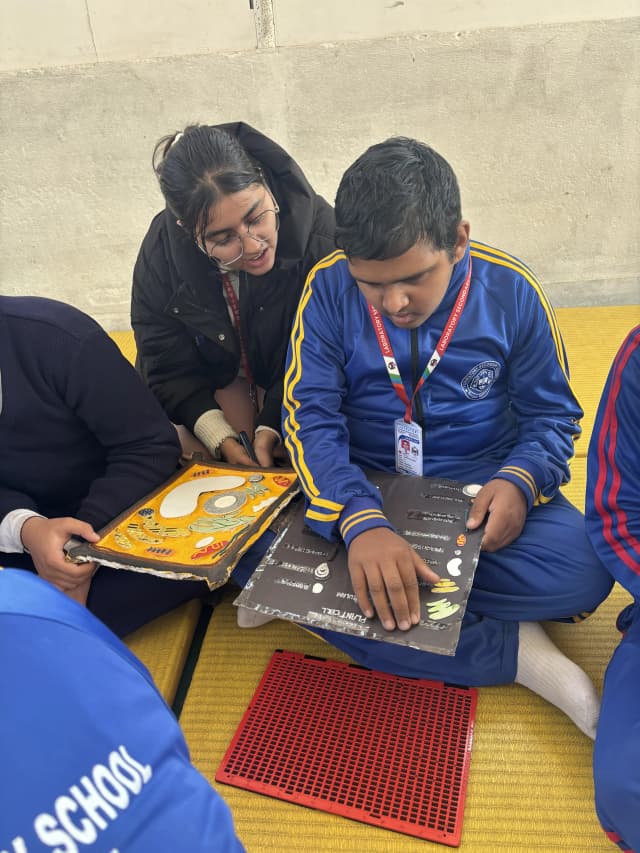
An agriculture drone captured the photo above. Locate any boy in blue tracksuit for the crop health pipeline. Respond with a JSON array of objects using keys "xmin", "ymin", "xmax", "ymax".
[
  {"xmin": 586, "ymin": 325, "xmax": 640, "ymax": 852},
  {"xmin": 0, "ymin": 569, "xmax": 244, "ymax": 852},
  {"xmin": 283, "ymin": 137, "xmax": 612, "ymax": 737}
]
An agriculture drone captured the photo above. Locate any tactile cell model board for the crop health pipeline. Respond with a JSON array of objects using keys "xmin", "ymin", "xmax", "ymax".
[
  {"xmin": 235, "ymin": 473, "xmax": 484, "ymax": 655},
  {"xmin": 66, "ymin": 462, "xmax": 298, "ymax": 589},
  {"xmin": 216, "ymin": 650, "xmax": 478, "ymax": 847}
]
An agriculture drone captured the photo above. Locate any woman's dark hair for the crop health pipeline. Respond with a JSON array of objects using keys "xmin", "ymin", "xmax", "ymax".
[
  {"xmin": 334, "ymin": 137, "xmax": 462, "ymax": 260},
  {"xmin": 153, "ymin": 125, "xmax": 264, "ymax": 245}
]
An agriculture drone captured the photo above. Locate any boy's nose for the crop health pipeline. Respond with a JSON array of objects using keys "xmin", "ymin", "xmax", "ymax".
[{"xmin": 381, "ymin": 286, "xmax": 409, "ymax": 315}]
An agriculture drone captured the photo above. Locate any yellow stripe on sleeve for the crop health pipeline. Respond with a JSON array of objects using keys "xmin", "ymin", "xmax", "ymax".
[
  {"xmin": 310, "ymin": 496, "xmax": 344, "ymax": 512},
  {"xmin": 306, "ymin": 508, "xmax": 341, "ymax": 522},
  {"xmin": 340, "ymin": 510, "xmax": 388, "ymax": 539},
  {"xmin": 499, "ymin": 465, "xmax": 538, "ymax": 500},
  {"xmin": 339, "ymin": 508, "xmax": 386, "ymax": 536},
  {"xmin": 283, "ymin": 251, "xmax": 348, "ymax": 502},
  {"xmin": 470, "ymin": 242, "xmax": 567, "ymax": 380},
  {"xmin": 470, "ymin": 242, "xmax": 581, "ymax": 483}
]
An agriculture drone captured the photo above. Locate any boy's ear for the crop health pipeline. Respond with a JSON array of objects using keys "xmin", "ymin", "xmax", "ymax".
[{"xmin": 453, "ymin": 220, "xmax": 470, "ymax": 262}]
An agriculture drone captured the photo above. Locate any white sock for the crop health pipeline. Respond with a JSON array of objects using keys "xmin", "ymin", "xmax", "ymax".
[{"xmin": 515, "ymin": 621, "xmax": 600, "ymax": 739}]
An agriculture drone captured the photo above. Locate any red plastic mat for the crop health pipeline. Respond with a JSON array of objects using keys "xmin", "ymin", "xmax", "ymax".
[{"xmin": 216, "ymin": 650, "xmax": 477, "ymax": 846}]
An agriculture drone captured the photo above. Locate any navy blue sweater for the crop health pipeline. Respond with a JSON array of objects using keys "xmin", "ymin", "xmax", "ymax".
[{"xmin": 0, "ymin": 297, "xmax": 180, "ymax": 534}]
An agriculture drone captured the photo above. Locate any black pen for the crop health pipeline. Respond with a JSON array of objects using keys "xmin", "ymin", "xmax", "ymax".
[{"xmin": 238, "ymin": 430, "xmax": 260, "ymax": 464}]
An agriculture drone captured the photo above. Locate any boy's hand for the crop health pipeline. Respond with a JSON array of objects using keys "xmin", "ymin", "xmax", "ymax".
[
  {"xmin": 67, "ymin": 576, "xmax": 93, "ymax": 606},
  {"xmin": 466, "ymin": 479, "xmax": 527, "ymax": 551},
  {"xmin": 20, "ymin": 516, "xmax": 99, "ymax": 594},
  {"xmin": 347, "ymin": 528, "xmax": 440, "ymax": 632}
]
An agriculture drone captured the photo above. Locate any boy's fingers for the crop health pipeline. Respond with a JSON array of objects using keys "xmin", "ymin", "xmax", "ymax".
[
  {"xmin": 466, "ymin": 504, "xmax": 488, "ymax": 529},
  {"xmin": 379, "ymin": 564, "xmax": 411, "ymax": 631},
  {"xmin": 367, "ymin": 567, "xmax": 397, "ymax": 631},
  {"xmin": 414, "ymin": 553, "xmax": 440, "ymax": 585},
  {"xmin": 396, "ymin": 557, "xmax": 422, "ymax": 625},
  {"xmin": 65, "ymin": 519, "xmax": 99, "ymax": 542},
  {"xmin": 348, "ymin": 565, "xmax": 375, "ymax": 619}
]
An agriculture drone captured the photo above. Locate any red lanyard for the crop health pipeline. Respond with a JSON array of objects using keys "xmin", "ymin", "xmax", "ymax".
[
  {"xmin": 368, "ymin": 258, "xmax": 472, "ymax": 423},
  {"xmin": 221, "ymin": 273, "xmax": 257, "ymax": 408}
]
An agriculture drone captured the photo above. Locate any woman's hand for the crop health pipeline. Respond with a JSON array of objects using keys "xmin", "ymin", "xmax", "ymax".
[
  {"xmin": 20, "ymin": 516, "xmax": 99, "ymax": 595},
  {"xmin": 253, "ymin": 430, "xmax": 280, "ymax": 467},
  {"xmin": 219, "ymin": 436, "xmax": 259, "ymax": 467}
]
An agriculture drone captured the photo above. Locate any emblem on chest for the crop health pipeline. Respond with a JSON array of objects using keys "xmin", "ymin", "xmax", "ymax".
[{"xmin": 461, "ymin": 360, "xmax": 501, "ymax": 400}]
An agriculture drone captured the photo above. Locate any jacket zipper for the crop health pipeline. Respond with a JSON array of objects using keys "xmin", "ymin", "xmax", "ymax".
[{"xmin": 411, "ymin": 328, "xmax": 425, "ymax": 429}]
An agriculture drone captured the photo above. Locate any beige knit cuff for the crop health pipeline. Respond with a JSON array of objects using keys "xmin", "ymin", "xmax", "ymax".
[
  {"xmin": 255, "ymin": 424, "xmax": 282, "ymax": 444},
  {"xmin": 193, "ymin": 409, "xmax": 238, "ymax": 458}
]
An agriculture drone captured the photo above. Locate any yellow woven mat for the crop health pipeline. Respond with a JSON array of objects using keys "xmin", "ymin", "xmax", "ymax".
[
  {"xmin": 109, "ymin": 328, "xmax": 137, "ymax": 365},
  {"xmin": 180, "ymin": 581, "xmax": 630, "ymax": 852},
  {"xmin": 124, "ymin": 598, "xmax": 201, "ymax": 705}
]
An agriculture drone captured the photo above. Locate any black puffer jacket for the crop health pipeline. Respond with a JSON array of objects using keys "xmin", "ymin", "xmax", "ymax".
[{"xmin": 131, "ymin": 122, "xmax": 335, "ymax": 433}]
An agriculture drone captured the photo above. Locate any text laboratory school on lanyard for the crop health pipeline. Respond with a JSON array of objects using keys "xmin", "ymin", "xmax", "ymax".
[{"xmin": 367, "ymin": 258, "xmax": 472, "ymax": 476}]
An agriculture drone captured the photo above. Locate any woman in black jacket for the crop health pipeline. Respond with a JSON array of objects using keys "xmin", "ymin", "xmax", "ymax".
[{"xmin": 132, "ymin": 122, "xmax": 335, "ymax": 467}]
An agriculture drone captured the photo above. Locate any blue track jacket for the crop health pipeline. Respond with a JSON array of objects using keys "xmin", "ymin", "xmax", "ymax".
[
  {"xmin": 586, "ymin": 325, "xmax": 640, "ymax": 601},
  {"xmin": 284, "ymin": 241, "xmax": 582, "ymax": 547},
  {"xmin": 587, "ymin": 327, "xmax": 640, "ymax": 853}
]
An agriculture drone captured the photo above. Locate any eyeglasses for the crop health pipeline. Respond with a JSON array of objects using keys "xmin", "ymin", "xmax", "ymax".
[{"xmin": 203, "ymin": 205, "xmax": 280, "ymax": 266}]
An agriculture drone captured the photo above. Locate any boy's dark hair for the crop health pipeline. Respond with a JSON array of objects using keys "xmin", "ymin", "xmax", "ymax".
[
  {"xmin": 334, "ymin": 137, "xmax": 462, "ymax": 260},
  {"xmin": 153, "ymin": 125, "xmax": 263, "ymax": 245}
]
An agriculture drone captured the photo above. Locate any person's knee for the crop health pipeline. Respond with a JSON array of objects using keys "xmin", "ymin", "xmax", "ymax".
[{"xmin": 580, "ymin": 568, "xmax": 614, "ymax": 613}]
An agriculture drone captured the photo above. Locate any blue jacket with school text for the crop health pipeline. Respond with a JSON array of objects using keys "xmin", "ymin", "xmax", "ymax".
[
  {"xmin": 0, "ymin": 570, "xmax": 244, "ymax": 852},
  {"xmin": 283, "ymin": 242, "xmax": 582, "ymax": 547}
]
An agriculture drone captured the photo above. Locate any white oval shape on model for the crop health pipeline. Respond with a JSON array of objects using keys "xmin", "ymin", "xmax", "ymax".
[
  {"xmin": 213, "ymin": 495, "xmax": 238, "ymax": 509},
  {"xmin": 447, "ymin": 557, "xmax": 462, "ymax": 576},
  {"xmin": 462, "ymin": 483, "xmax": 482, "ymax": 497},
  {"xmin": 159, "ymin": 476, "xmax": 246, "ymax": 518}
]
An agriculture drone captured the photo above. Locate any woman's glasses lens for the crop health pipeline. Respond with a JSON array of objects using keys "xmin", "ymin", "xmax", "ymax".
[{"xmin": 208, "ymin": 209, "xmax": 279, "ymax": 265}]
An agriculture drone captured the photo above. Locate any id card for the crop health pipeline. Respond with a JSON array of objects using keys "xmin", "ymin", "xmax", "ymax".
[{"xmin": 394, "ymin": 418, "xmax": 423, "ymax": 476}]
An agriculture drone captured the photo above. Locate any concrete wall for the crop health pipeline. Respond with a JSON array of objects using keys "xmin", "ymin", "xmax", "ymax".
[
  {"xmin": 0, "ymin": 5, "xmax": 638, "ymax": 329},
  {"xmin": 2, "ymin": 0, "xmax": 637, "ymax": 69}
]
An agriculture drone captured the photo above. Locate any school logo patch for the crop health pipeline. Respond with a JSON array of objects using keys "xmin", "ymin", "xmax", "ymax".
[{"xmin": 461, "ymin": 360, "xmax": 501, "ymax": 400}]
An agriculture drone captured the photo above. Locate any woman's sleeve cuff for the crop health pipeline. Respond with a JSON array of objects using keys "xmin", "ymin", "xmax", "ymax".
[{"xmin": 193, "ymin": 409, "xmax": 238, "ymax": 458}]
